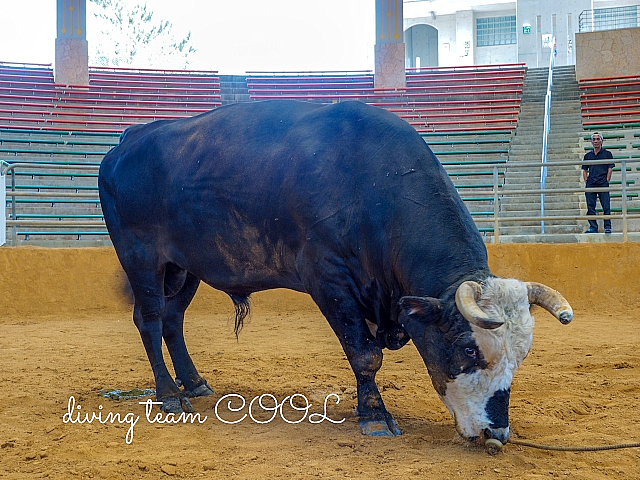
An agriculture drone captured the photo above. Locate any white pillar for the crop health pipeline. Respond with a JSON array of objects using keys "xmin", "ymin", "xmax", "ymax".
[
  {"xmin": 55, "ymin": 0, "xmax": 89, "ymax": 86},
  {"xmin": 455, "ymin": 10, "xmax": 474, "ymax": 65},
  {"xmin": 374, "ymin": 0, "xmax": 406, "ymax": 89}
]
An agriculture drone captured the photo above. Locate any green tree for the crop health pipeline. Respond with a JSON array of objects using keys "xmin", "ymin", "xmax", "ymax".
[{"xmin": 90, "ymin": 0, "xmax": 196, "ymax": 68}]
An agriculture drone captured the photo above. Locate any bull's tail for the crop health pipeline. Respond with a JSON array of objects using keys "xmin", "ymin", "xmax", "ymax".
[{"xmin": 229, "ymin": 294, "xmax": 251, "ymax": 338}]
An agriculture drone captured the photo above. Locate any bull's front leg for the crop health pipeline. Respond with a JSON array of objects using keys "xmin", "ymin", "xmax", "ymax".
[
  {"xmin": 345, "ymin": 335, "xmax": 401, "ymax": 436},
  {"xmin": 311, "ymin": 285, "xmax": 401, "ymax": 437}
]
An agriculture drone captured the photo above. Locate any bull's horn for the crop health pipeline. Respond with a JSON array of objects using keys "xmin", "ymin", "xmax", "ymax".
[
  {"xmin": 455, "ymin": 281, "xmax": 504, "ymax": 330},
  {"xmin": 526, "ymin": 282, "xmax": 573, "ymax": 325}
]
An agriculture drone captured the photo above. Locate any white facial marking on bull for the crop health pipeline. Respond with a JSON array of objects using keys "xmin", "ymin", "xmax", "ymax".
[{"xmin": 444, "ymin": 278, "xmax": 534, "ymax": 440}]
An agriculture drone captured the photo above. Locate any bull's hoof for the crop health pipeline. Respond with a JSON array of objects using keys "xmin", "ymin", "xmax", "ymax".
[
  {"xmin": 160, "ymin": 396, "xmax": 195, "ymax": 414},
  {"xmin": 185, "ymin": 383, "xmax": 215, "ymax": 398},
  {"xmin": 358, "ymin": 414, "xmax": 401, "ymax": 437}
]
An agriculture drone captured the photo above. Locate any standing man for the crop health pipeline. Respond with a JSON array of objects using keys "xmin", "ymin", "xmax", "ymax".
[{"xmin": 582, "ymin": 132, "xmax": 615, "ymax": 234}]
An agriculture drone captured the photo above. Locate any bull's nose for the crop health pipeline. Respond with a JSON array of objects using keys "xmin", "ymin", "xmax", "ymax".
[{"xmin": 484, "ymin": 427, "xmax": 510, "ymax": 444}]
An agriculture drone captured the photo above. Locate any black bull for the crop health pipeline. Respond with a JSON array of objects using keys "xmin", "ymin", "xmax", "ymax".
[{"xmin": 99, "ymin": 100, "xmax": 572, "ymax": 441}]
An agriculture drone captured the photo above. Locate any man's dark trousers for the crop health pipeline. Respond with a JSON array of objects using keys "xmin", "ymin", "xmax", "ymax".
[{"xmin": 585, "ymin": 189, "xmax": 611, "ymax": 231}]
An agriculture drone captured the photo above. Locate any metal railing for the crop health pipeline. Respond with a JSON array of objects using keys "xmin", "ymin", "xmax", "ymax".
[
  {"xmin": 456, "ymin": 157, "xmax": 640, "ymax": 243},
  {"xmin": 539, "ymin": 36, "xmax": 555, "ymax": 234},
  {"xmin": 2, "ymin": 162, "xmax": 105, "ymax": 246},
  {"xmin": 579, "ymin": 5, "xmax": 639, "ymax": 33},
  {"xmin": 4, "ymin": 159, "xmax": 640, "ymax": 245}
]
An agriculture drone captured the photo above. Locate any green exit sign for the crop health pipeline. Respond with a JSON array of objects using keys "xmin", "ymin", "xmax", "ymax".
[{"xmin": 523, "ymin": 25, "xmax": 532, "ymax": 34}]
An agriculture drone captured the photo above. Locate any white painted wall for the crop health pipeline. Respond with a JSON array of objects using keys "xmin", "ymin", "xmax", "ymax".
[
  {"xmin": 516, "ymin": 0, "xmax": 591, "ymax": 68},
  {"xmin": 456, "ymin": 10, "xmax": 475, "ymax": 65},
  {"xmin": 403, "ymin": 0, "xmax": 637, "ymax": 69},
  {"xmin": 475, "ymin": 44, "xmax": 518, "ymax": 65}
]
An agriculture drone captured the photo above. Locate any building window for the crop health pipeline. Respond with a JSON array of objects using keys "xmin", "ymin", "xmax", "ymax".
[{"xmin": 476, "ymin": 16, "xmax": 517, "ymax": 47}]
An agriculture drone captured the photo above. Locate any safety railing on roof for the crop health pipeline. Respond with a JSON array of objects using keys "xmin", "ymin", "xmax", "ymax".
[
  {"xmin": 540, "ymin": 37, "xmax": 555, "ymax": 234},
  {"xmin": 579, "ymin": 5, "xmax": 639, "ymax": 32}
]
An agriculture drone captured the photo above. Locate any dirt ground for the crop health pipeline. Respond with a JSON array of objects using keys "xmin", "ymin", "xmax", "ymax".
[{"xmin": 1, "ymin": 244, "xmax": 639, "ymax": 479}]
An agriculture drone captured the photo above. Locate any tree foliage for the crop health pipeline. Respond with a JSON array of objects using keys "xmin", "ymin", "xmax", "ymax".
[{"xmin": 89, "ymin": 0, "xmax": 196, "ymax": 68}]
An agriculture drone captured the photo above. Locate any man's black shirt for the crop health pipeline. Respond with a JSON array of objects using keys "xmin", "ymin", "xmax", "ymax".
[{"xmin": 582, "ymin": 149, "xmax": 614, "ymax": 186}]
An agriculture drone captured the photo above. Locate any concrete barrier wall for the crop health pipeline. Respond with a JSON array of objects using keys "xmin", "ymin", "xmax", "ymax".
[
  {"xmin": 1, "ymin": 244, "xmax": 639, "ymax": 317},
  {"xmin": 575, "ymin": 27, "xmax": 640, "ymax": 81}
]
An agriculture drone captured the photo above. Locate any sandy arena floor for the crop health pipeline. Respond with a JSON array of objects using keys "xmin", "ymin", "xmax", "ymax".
[{"xmin": 0, "ymin": 244, "xmax": 639, "ymax": 479}]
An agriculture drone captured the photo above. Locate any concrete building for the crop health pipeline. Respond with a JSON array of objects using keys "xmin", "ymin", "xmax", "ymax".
[{"xmin": 403, "ymin": 0, "xmax": 639, "ymax": 69}]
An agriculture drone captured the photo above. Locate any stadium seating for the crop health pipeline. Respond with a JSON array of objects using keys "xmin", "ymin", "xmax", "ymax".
[
  {"xmin": 0, "ymin": 64, "xmax": 221, "ymax": 133},
  {"xmin": 248, "ymin": 64, "xmax": 523, "ymax": 132},
  {"xmin": 579, "ymin": 75, "xmax": 640, "ymax": 170},
  {"xmin": 1, "ymin": 63, "xmax": 221, "ymax": 243},
  {"xmin": 578, "ymin": 76, "xmax": 640, "ymax": 230},
  {"xmin": 3, "ymin": 63, "xmax": 524, "ymax": 243},
  {"xmin": 247, "ymin": 72, "xmax": 376, "ymax": 101},
  {"xmin": 394, "ymin": 65, "xmax": 523, "ymax": 231},
  {"xmin": 579, "ymin": 75, "xmax": 640, "ymax": 128}
]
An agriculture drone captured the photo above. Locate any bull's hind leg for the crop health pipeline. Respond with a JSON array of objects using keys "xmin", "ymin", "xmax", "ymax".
[
  {"xmin": 131, "ymin": 295, "xmax": 192, "ymax": 414},
  {"xmin": 161, "ymin": 270, "xmax": 214, "ymax": 401},
  {"xmin": 309, "ymin": 282, "xmax": 401, "ymax": 437},
  {"xmin": 127, "ymin": 260, "xmax": 193, "ymax": 414}
]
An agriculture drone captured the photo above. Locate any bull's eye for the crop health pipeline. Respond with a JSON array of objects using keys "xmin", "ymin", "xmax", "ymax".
[{"xmin": 464, "ymin": 347, "xmax": 477, "ymax": 359}]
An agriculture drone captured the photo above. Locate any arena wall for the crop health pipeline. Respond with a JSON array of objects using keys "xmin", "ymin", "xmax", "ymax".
[
  {"xmin": 1, "ymin": 244, "xmax": 638, "ymax": 317},
  {"xmin": 575, "ymin": 26, "xmax": 640, "ymax": 80}
]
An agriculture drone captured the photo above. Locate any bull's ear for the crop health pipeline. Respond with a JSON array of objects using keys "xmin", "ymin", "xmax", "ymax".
[
  {"xmin": 399, "ymin": 296, "xmax": 442, "ymax": 340},
  {"xmin": 399, "ymin": 296, "xmax": 442, "ymax": 318}
]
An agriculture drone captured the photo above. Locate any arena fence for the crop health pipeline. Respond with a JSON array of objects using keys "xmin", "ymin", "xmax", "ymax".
[
  {"xmin": 3, "ymin": 159, "xmax": 640, "ymax": 246},
  {"xmin": 2, "ymin": 162, "xmax": 103, "ymax": 246},
  {"xmin": 462, "ymin": 157, "xmax": 640, "ymax": 243}
]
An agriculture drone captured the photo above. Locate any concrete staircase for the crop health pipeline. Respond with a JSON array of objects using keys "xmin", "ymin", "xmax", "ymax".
[
  {"xmin": 219, "ymin": 75, "xmax": 250, "ymax": 104},
  {"xmin": 500, "ymin": 65, "xmax": 584, "ymax": 236}
]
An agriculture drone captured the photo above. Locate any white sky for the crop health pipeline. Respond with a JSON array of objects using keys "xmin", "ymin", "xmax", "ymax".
[{"xmin": 0, "ymin": 0, "xmax": 375, "ymax": 73}]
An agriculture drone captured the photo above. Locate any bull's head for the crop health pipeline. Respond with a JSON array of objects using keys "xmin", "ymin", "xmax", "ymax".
[{"xmin": 399, "ymin": 278, "xmax": 572, "ymax": 443}]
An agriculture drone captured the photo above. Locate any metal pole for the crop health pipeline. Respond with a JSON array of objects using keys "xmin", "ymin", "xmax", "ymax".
[
  {"xmin": 540, "ymin": 39, "xmax": 554, "ymax": 235},
  {"xmin": 621, "ymin": 159, "xmax": 628, "ymax": 242},
  {"xmin": 493, "ymin": 165, "xmax": 499, "ymax": 243},
  {"xmin": 540, "ymin": 173, "xmax": 545, "ymax": 234},
  {"xmin": 10, "ymin": 169, "xmax": 17, "ymax": 246}
]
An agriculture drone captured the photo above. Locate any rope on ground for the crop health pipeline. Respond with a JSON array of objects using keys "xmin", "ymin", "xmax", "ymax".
[{"xmin": 509, "ymin": 439, "xmax": 640, "ymax": 452}]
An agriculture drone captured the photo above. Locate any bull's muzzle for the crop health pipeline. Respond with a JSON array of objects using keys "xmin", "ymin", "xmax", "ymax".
[{"xmin": 483, "ymin": 426, "xmax": 510, "ymax": 444}]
